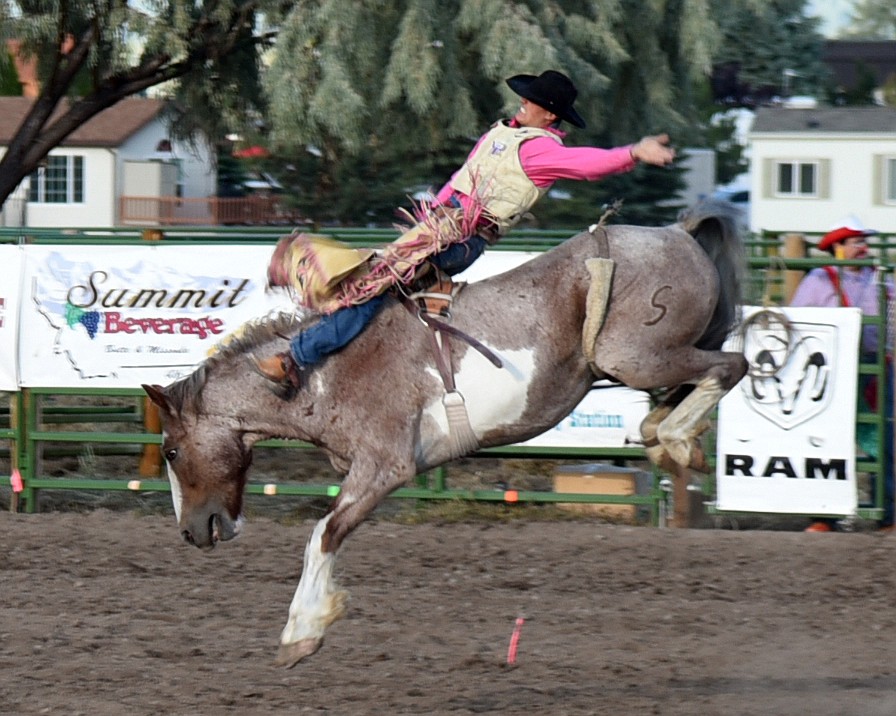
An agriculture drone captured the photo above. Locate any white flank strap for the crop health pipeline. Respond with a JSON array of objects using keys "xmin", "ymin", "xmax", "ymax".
[{"xmin": 443, "ymin": 391, "xmax": 480, "ymax": 458}]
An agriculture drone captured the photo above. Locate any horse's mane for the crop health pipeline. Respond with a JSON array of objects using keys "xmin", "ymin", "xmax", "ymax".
[
  {"xmin": 165, "ymin": 311, "xmax": 308, "ymax": 413},
  {"xmin": 207, "ymin": 311, "xmax": 308, "ymax": 367}
]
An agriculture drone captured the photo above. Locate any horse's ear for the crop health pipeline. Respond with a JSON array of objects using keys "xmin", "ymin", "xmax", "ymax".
[{"xmin": 142, "ymin": 384, "xmax": 174, "ymax": 417}]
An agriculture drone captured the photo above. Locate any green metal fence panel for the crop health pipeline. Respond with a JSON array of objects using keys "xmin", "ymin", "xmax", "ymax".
[
  {"xmin": 0, "ymin": 392, "xmax": 16, "ymax": 485},
  {"xmin": 0, "ymin": 225, "xmax": 572, "ymax": 251},
  {"xmin": 8, "ymin": 386, "xmax": 664, "ymax": 519},
  {"xmin": 6, "ymin": 227, "xmax": 894, "ymax": 524}
]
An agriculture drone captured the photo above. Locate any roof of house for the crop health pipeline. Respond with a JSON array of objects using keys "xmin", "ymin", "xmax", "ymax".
[
  {"xmin": 0, "ymin": 97, "xmax": 168, "ymax": 147},
  {"xmin": 751, "ymin": 105, "xmax": 896, "ymax": 133}
]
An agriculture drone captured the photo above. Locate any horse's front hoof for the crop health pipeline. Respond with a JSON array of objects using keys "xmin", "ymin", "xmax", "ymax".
[{"xmin": 275, "ymin": 637, "xmax": 324, "ymax": 668}]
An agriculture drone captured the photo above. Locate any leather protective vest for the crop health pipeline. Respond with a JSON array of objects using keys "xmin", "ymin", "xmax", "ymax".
[{"xmin": 449, "ymin": 121, "xmax": 562, "ymax": 233}]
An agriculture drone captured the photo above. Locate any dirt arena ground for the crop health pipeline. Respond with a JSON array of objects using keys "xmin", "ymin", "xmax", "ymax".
[{"xmin": 3, "ymin": 506, "xmax": 896, "ymax": 716}]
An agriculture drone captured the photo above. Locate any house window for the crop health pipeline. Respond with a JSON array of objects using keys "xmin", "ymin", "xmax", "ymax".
[
  {"xmin": 29, "ymin": 155, "xmax": 84, "ymax": 203},
  {"xmin": 775, "ymin": 160, "xmax": 817, "ymax": 197}
]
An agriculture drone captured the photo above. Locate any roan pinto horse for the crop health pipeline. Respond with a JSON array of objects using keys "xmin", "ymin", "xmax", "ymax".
[{"xmin": 143, "ymin": 199, "xmax": 747, "ymax": 667}]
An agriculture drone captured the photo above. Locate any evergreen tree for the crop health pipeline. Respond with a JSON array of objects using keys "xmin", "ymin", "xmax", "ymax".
[
  {"xmin": 709, "ymin": 0, "xmax": 828, "ymax": 105},
  {"xmin": 684, "ymin": 78, "xmax": 747, "ymax": 187},
  {"xmin": 844, "ymin": 0, "xmax": 896, "ymax": 40},
  {"xmin": 263, "ymin": 0, "xmax": 719, "ymax": 227},
  {"xmin": 530, "ymin": 163, "xmax": 687, "ymax": 229},
  {"xmin": 706, "ymin": 109, "xmax": 748, "ymax": 186},
  {"xmin": 216, "ymin": 151, "xmax": 250, "ymax": 198}
]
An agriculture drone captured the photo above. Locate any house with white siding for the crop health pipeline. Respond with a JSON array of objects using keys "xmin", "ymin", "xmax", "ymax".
[
  {"xmin": 748, "ymin": 105, "xmax": 896, "ymax": 235},
  {"xmin": 0, "ymin": 97, "xmax": 215, "ymax": 228}
]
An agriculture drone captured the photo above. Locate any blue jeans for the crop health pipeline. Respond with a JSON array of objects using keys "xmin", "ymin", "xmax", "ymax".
[
  {"xmin": 430, "ymin": 235, "xmax": 487, "ymax": 274},
  {"xmin": 289, "ymin": 235, "xmax": 488, "ymax": 366}
]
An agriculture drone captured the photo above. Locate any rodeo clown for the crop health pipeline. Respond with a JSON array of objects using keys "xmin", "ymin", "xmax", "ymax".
[
  {"xmin": 791, "ymin": 216, "xmax": 895, "ymax": 532},
  {"xmin": 254, "ymin": 69, "xmax": 676, "ymax": 391}
]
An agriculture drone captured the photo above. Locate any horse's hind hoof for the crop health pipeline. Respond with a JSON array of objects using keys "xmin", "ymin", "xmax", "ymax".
[
  {"xmin": 646, "ymin": 441, "xmax": 710, "ymax": 474},
  {"xmin": 275, "ymin": 637, "xmax": 324, "ymax": 668},
  {"xmin": 645, "ymin": 443, "xmax": 678, "ymax": 473},
  {"xmin": 688, "ymin": 444, "xmax": 709, "ymax": 473}
]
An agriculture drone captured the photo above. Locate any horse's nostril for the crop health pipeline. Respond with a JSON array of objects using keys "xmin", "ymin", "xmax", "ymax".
[{"xmin": 181, "ymin": 529, "xmax": 195, "ymax": 545}]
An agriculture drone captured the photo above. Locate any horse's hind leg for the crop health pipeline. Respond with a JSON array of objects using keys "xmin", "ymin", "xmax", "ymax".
[
  {"xmin": 276, "ymin": 454, "xmax": 413, "ymax": 668},
  {"xmin": 651, "ymin": 355, "xmax": 746, "ymax": 471},
  {"xmin": 640, "ymin": 397, "xmax": 677, "ymax": 449},
  {"xmin": 641, "ymin": 386, "xmax": 709, "ymax": 471}
]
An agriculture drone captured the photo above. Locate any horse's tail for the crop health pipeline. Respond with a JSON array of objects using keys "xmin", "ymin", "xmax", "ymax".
[{"xmin": 677, "ymin": 199, "xmax": 745, "ymax": 350}]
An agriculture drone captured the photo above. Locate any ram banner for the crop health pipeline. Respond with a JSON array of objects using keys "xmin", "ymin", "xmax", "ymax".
[{"xmin": 716, "ymin": 306, "xmax": 862, "ymax": 515}]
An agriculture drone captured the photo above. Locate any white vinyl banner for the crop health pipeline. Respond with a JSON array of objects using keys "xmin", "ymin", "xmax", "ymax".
[
  {"xmin": 455, "ymin": 250, "xmax": 540, "ymax": 283},
  {"xmin": 716, "ymin": 306, "xmax": 862, "ymax": 515},
  {"xmin": 0, "ymin": 245, "xmax": 22, "ymax": 390},
  {"xmin": 519, "ymin": 381, "xmax": 650, "ymax": 448},
  {"xmin": 18, "ymin": 245, "xmax": 295, "ymax": 388},
  {"xmin": 12, "ymin": 243, "xmax": 646, "ymax": 448}
]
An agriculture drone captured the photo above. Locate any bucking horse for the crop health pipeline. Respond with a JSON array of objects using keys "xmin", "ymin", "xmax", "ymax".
[{"xmin": 143, "ymin": 199, "xmax": 748, "ymax": 667}]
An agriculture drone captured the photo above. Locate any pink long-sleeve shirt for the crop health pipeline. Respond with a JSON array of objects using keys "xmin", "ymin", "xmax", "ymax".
[{"xmin": 434, "ymin": 120, "xmax": 637, "ymax": 213}]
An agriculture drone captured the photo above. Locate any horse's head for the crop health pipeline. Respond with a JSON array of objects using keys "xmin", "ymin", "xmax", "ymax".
[{"xmin": 143, "ymin": 382, "xmax": 252, "ymax": 550}]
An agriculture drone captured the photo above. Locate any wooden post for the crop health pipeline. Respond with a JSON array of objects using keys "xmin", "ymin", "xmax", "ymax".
[
  {"xmin": 141, "ymin": 228, "xmax": 163, "ymax": 242},
  {"xmin": 138, "ymin": 397, "xmax": 162, "ymax": 477},
  {"xmin": 670, "ymin": 463, "xmax": 694, "ymax": 528},
  {"xmin": 782, "ymin": 233, "xmax": 807, "ymax": 305}
]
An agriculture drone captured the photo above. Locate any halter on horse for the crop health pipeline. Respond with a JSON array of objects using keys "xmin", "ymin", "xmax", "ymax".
[{"xmin": 143, "ymin": 199, "xmax": 747, "ymax": 667}]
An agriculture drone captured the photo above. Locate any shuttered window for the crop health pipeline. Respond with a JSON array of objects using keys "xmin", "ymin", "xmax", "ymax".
[
  {"xmin": 28, "ymin": 155, "xmax": 84, "ymax": 204},
  {"xmin": 888, "ymin": 157, "xmax": 896, "ymax": 204},
  {"xmin": 774, "ymin": 160, "xmax": 819, "ymax": 197}
]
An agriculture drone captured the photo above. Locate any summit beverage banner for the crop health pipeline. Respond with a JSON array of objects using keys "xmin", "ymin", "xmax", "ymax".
[{"xmin": 17, "ymin": 244, "xmax": 295, "ymax": 388}]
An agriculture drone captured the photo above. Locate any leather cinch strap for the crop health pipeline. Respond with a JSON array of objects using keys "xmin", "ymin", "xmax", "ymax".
[
  {"xmin": 400, "ymin": 298, "xmax": 503, "ymax": 388},
  {"xmin": 400, "ymin": 295, "xmax": 504, "ymax": 459}
]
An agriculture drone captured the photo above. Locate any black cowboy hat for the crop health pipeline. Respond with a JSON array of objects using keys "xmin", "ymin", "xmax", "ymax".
[{"xmin": 506, "ymin": 70, "xmax": 586, "ymax": 129}]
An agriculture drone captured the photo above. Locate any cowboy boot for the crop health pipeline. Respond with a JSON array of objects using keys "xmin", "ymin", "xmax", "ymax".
[{"xmin": 251, "ymin": 351, "xmax": 304, "ymax": 389}]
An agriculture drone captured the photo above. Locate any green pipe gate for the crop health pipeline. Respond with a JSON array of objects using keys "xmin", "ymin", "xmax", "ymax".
[
  {"xmin": 0, "ymin": 226, "xmax": 663, "ymax": 519},
  {"xmin": 1, "ymin": 225, "xmax": 893, "ymax": 523}
]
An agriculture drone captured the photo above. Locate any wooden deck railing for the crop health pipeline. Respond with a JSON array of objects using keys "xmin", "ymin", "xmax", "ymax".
[{"xmin": 119, "ymin": 195, "xmax": 304, "ymax": 226}]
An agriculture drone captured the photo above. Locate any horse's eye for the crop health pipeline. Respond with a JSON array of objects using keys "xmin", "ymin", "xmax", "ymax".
[{"xmin": 165, "ymin": 448, "xmax": 178, "ymax": 462}]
